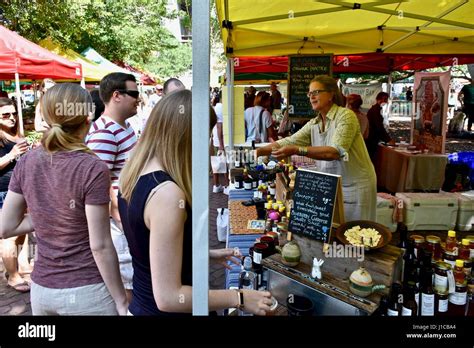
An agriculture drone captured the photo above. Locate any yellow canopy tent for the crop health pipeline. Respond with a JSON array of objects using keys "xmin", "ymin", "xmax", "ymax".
[
  {"xmin": 216, "ymin": 0, "xmax": 474, "ymax": 57},
  {"xmin": 39, "ymin": 38, "xmax": 116, "ymax": 82}
]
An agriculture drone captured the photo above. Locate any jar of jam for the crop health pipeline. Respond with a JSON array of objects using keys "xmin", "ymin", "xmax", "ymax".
[
  {"xmin": 260, "ymin": 236, "xmax": 276, "ymax": 255},
  {"xmin": 443, "ymin": 250, "xmax": 457, "ymax": 268},
  {"xmin": 235, "ymin": 175, "xmax": 244, "ymax": 189},
  {"xmin": 434, "ymin": 290, "xmax": 449, "ymax": 315},
  {"xmin": 410, "ymin": 235, "xmax": 425, "ymax": 259},
  {"xmin": 253, "ymin": 242, "xmax": 270, "ymax": 264},
  {"xmin": 434, "ymin": 262, "xmax": 450, "ymax": 293},
  {"xmin": 448, "ymin": 283, "xmax": 467, "ymax": 316},
  {"xmin": 426, "ymin": 235, "xmax": 442, "ymax": 261},
  {"xmin": 265, "ymin": 231, "xmax": 279, "ymax": 247}
]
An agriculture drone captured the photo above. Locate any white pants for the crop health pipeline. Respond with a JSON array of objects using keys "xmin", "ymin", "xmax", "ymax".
[{"xmin": 110, "ymin": 219, "xmax": 133, "ymax": 290}]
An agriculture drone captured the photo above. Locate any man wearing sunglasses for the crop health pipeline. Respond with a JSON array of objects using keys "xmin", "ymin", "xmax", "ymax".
[{"xmin": 86, "ymin": 73, "xmax": 139, "ymax": 304}]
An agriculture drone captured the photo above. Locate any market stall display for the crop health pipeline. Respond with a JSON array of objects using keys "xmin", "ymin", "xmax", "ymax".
[{"xmin": 375, "ymin": 144, "xmax": 448, "ymax": 193}]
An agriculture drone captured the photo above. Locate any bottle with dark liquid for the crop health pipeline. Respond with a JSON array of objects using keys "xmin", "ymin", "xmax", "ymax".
[
  {"xmin": 404, "ymin": 261, "xmax": 420, "ymax": 315},
  {"xmin": 387, "ymin": 283, "xmax": 402, "ymax": 316},
  {"xmin": 402, "ymin": 239, "xmax": 417, "ymax": 283},
  {"xmin": 401, "ymin": 283, "xmax": 418, "ymax": 316},
  {"xmin": 397, "ymin": 222, "xmax": 408, "ymax": 250},
  {"xmin": 377, "ymin": 296, "xmax": 389, "ymax": 316},
  {"xmin": 418, "ymin": 250, "xmax": 433, "ymax": 287},
  {"xmin": 420, "ymin": 269, "xmax": 435, "ymax": 316},
  {"xmin": 435, "ymin": 291, "xmax": 449, "ymax": 316}
]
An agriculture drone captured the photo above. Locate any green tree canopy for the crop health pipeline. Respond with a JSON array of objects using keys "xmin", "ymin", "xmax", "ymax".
[{"xmin": 0, "ymin": 0, "xmax": 193, "ymax": 79}]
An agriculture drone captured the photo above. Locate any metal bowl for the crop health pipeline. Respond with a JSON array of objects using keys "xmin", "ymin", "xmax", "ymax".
[{"xmin": 335, "ymin": 220, "xmax": 392, "ymax": 251}]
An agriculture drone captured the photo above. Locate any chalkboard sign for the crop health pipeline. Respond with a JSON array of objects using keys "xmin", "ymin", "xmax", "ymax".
[
  {"xmin": 288, "ymin": 55, "xmax": 333, "ymax": 118},
  {"xmin": 288, "ymin": 169, "xmax": 344, "ymax": 243}
]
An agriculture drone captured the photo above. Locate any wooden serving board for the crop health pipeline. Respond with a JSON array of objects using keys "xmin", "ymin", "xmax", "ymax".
[{"xmin": 228, "ymin": 200, "xmax": 264, "ymax": 235}]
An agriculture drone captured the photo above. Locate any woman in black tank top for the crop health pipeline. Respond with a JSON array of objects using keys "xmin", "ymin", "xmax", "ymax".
[
  {"xmin": 0, "ymin": 97, "xmax": 32, "ymax": 293},
  {"xmin": 118, "ymin": 90, "xmax": 272, "ymax": 316}
]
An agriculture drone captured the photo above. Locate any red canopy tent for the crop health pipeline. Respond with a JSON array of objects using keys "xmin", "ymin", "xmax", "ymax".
[
  {"xmin": 0, "ymin": 25, "xmax": 83, "ymax": 134},
  {"xmin": 0, "ymin": 26, "xmax": 82, "ymax": 80},
  {"xmin": 115, "ymin": 61, "xmax": 157, "ymax": 85},
  {"xmin": 233, "ymin": 54, "xmax": 474, "ymax": 77}
]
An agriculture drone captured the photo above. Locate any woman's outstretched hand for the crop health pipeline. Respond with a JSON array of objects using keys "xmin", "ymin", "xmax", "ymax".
[{"xmin": 210, "ymin": 248, "xmax": 242, "ymax": 270}]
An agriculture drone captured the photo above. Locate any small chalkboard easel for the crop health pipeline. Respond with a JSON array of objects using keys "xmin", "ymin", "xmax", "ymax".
[{"xmin": 288, "ymin": 169, "xmax": 345, "ymax": 245}]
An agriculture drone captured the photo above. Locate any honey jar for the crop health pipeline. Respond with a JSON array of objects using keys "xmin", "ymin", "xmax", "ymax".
[
  {"xmin": 426, "ymin": 235, "xmax": 442, "ymax": 261},
  {"xmin": 434, "ymin": 262, "xmax": 450, "ymax": 293}
]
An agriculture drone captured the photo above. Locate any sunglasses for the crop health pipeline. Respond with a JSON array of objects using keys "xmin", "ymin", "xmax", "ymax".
[
  {"xmin": 116, "ymin": 90, "xmax": 140, "ymax": 99},
  {"xmin": 1, "ymin": 112, "xmax": 17, "ymax": 120},
  {"xmin": 307, "ymin": 90, "xmax": 328, "ymax": 97}
]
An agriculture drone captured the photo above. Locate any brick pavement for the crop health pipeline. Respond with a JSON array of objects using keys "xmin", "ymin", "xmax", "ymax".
[{"xmin": 0, "ymin": 181, "xmax": 229, "ymax": 315}]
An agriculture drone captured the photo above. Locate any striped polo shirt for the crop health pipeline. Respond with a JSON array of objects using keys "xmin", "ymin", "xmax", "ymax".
[{"xmin": 86, "ymin": 115, "xmax": 137, "ymax": 194}]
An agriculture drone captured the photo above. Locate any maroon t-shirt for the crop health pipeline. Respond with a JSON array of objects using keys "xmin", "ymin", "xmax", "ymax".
[{"xmin": 9, "ymin": 146, "xmax": 110, "ymax": 289}]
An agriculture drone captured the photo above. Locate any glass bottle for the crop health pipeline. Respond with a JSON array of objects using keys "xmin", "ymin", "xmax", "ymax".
[
  {"xmin": 425, "ymin": 235, "xmax": 442, "ymax": 261},
  {"xmin": 377, "ymin": 296, "xmax": 389, "ymax": 316},
  {"xmin": 387, "ymin": 282, "xmax": 402, "ymax": 316},
  {"xmin": 435, "ymin": 291, "xmax": 449, "ymax": 316},
  {"xmin": 235, "ymin": 146, "xmax": 243, "ymax": 168},
  {"xmin": 401, "ymin": 283, "xmax": 418, "ymax": 316},
  {"xmin": 402, "ymin": 239, "xmax": 417, "ymax": 283},
  {"xmin": 418, "ymin": 250, "xmax": 433, "ymax": 287},
  {"xmin": 446, "ymin": 230, "xmax": 458, "ymax": 253},
  {"xmin": 420, "ymin": 270, "xmax": 435, "ymax": 316},
  {"xmin": 467, "ymin": 278, "xmax": 474, "ymax": 316},
  {"xmin": 397, "ymin": 222, "xmax": 408, "ymax": 250},
  {"xmin": 239, "ymin": 256, "xmax": 257, "ymax": 290},
  {"xmin": 448, "ymin": 283, "xmax": 467, "ymax": 316},
  {"xmin": 459, "ymin": 239, "xmax": 472, "ymax": 276},
  {"xmin": 454, "ymin": 260, "xmax": 466, "ymax": 285}
]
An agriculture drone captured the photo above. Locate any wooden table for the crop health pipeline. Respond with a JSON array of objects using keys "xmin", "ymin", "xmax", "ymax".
[{"xmin": 375, "ymin": 144, "xmax": 448, "ymax": 193}]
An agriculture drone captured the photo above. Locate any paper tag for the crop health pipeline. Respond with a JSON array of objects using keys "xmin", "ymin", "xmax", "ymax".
[
  {"xmin": 447, "ymin": 269, "xmax": 455, "ymax": 294},
  {"xmin": 401, "ymin": 306, "xmax": 412, "ymax": 316},
  {"xmin": 421, "ymin": 293, "xmax": 435, "ymax": 316},
  {"xmin": 253, "ymin": 251, "xmax": 262, "ymax": 264}
]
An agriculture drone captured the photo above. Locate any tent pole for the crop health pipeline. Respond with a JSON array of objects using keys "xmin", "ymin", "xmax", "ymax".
[
  {"xmin": 226, "ymin": 58, "xmax": 234, "ymax": 149},
  {"xmin": 80, "ymin": 77, "xmax": 86, "ymax": 89},
  {"xmin": 33, "ymin": 80, "xmax": 37, "ymax": 106},
  {"xmin": 191, "ymin": 0, "xmax": 210, "ymax": 316},
  {"xmin": 387, "ymin": 73, "xmax": 392, "ymax": 98},
  {"xmin": 15, "ymin": 73, "xmax": 24, "ymax": 136}
]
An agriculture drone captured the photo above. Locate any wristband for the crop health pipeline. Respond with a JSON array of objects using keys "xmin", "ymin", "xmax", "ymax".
[
  {"xmin": 235, "ymin": 289, "xmax": 245, "ymax": 310},
  {"xmin": 298, "ymin": 146, "xmax": 308, "ymax": 156}
]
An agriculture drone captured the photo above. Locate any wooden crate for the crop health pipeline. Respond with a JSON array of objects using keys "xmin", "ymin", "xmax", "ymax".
[
  {"xmin": 275, "ymin": 172, "xmax": 292, "ymax": 202},
  {"xmin": 292, "ymin": 233, "xmax": 403, "ymax": 293}
]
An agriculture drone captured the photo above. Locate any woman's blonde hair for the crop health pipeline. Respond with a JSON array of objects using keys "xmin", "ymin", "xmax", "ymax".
[
  {"xmin": 120, "ymin": 89, "xmax": 193, "ymax": 205},
  {"xmin": 40, "ymin": 83, "xmax": 94, "ymax": 154}
]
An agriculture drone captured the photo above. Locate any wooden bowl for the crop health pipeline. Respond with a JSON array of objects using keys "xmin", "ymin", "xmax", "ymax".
[{"xmin": 335, "ymin": 220, "xmax": 392, "ymax": 251}]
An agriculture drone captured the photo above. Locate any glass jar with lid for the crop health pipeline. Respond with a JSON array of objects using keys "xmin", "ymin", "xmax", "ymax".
[
  {"xmin": 443, "ymin": 250, "xmax": 457, "ymax": 268},
  {"xmin": 426, "ymin": 235, "xmax": 442, "ymax": 261},
  {"xmin": 434, "ymin": 262, "xmax": 451, "ymax": 293},
  {"xmin": 410, "ymin": 235, "xmax": 425, "ymax": 259}
]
